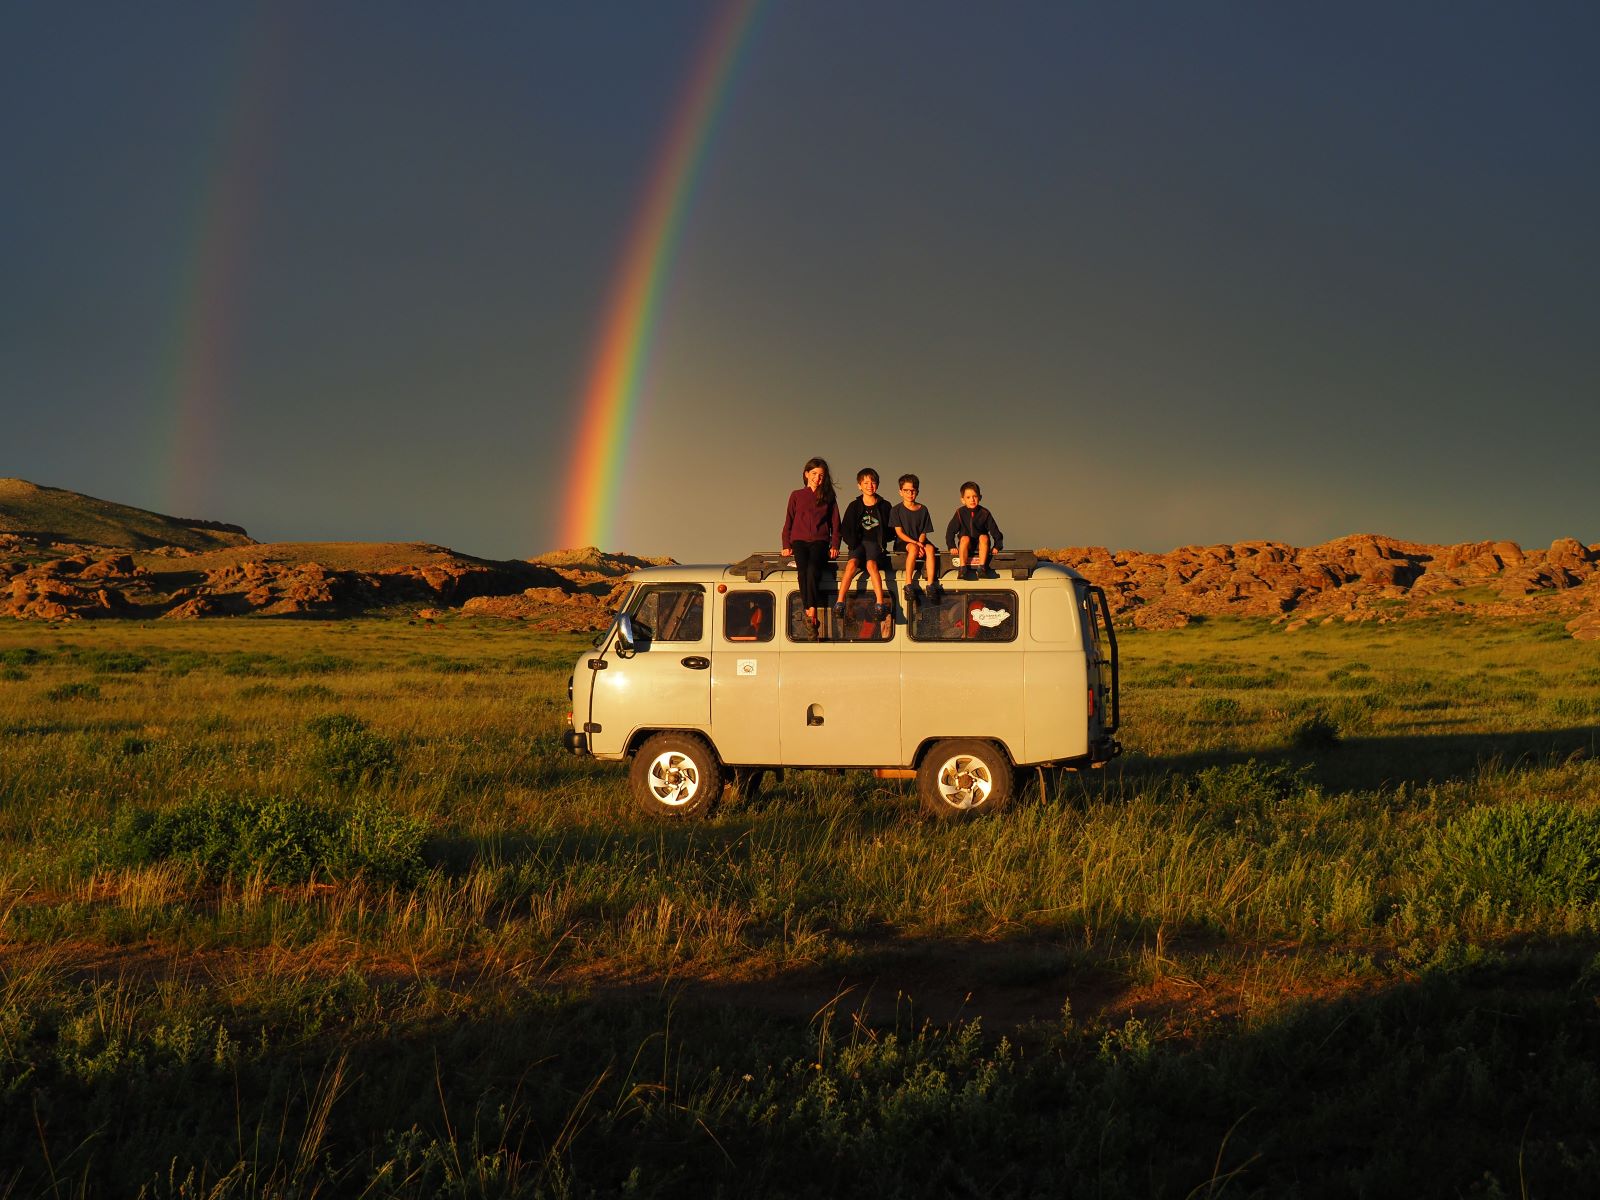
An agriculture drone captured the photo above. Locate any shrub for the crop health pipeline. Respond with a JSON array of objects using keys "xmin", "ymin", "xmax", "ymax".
[
  {"xmin": 75, "ymin": 649, "xmax": 149, "ymax": 674},
  {"xmin": 1213, "ymin": 671, "xmax": 1288, "ymax": 690},
  {"xmin": 1549, "ymin": 696, "xmax": 1600, "ymax": 722},
  {"xmin": 1188, "ymin": 759, "xmax": 1308, "ymax": 836},
  {"xmin": 305, "ymin": 713, "xmax": 399, "ymax": 788},
  {"xmin": 1327, "ymin": 695, "xmax": 1379, "ymax": 737},
  {"xmin": 160, "ymin": 650, "xmax": 211, "ymax": 676},
  {"xmin": 295, "ymin": 652, "xmax": 352, "ymax": 675},
  {"xmin": 1419, "ymin": 803, "xmax": 1600, "ymax": 912},
  {"xmin": 1, "ymin": 666, "xmax": 25, "ymax": 682},
  {"xmin": 221, "ymin": 652, "xmax": 283, "ymax": 677},
  {"xmin": 45, "ymin": 682, "xmax": 100, "ymax": 702},
  {"xmin": 1287, "ymin": 709, "xmax": 1341, "ymax": 751},
  {"xmin": 112, "ymin": 792, "xmax": 426, "ymax": 885},
  {"xmin": 1193, "ymin": 696, "xmax": 1241, "ymax": 721},
  {"xmin": 0, "ymin": 647, "xmax": 46, "ymax": 665}
]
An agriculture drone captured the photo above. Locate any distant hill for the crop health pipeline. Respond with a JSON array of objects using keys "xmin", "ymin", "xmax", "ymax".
[
  {"xmin": 0, "ymin": 478, "xmax": 253, "ymax": 551},
  {"xmin": 530, "ymin": 546, "xmax": 675, "ymax": 576},
  {"xmin": 152, "ymin": 541, "xmax": 522, "ymax": 574}
]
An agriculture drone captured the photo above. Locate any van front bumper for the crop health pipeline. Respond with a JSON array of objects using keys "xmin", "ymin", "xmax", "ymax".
[{"xmin": 562, "ymin": 727, "xmax": 588, "ymax": 755}]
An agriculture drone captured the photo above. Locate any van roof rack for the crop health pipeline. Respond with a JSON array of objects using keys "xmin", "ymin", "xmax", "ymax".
[{"xmin": 731, "ymin": 550, "xmax": 1041, "ymax": 582}]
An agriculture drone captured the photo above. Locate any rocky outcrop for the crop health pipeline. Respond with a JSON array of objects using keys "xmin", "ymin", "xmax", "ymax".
[
  {"xmin": 1039, "ymin": 534, "xmax": 1600, "ymax": 633},
  {"xmin": 460, "ymin": 587, "xmax": 612, "ymax": 631},
  {"xmin": 0, "ymin": 540, "xmax": 576, "ymax": 621},
  {"xmin": 1, "ymin": 552, "xmax": 150, "ymax": 619}
]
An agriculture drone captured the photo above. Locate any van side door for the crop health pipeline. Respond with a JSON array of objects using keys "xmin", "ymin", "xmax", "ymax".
[
  {"xmin": 710, "ymin": 587, "xmax": 781, "ymax": 765},
  {"xmin": 778, "ymin": 590, "xmax": 901, "ymax": 766}
]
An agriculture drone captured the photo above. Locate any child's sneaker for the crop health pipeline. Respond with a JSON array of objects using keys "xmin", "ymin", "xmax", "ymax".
[
  {"xmin": 903, "ymin": 582, "xmax": 920, "ymax": 607},
  {"xmin": 874, "ymin": 602, "xmax": 890, "ymax": 622},
  {"xmin": 927, "ymin": 580, "xmax": 943, "ymax": 602},
  {"xmin": 961, "ymin": 566, "xmax": 977, "ymax": 582},
  {"xmin": 832, "ymin": 600, "xmax": 846, "ymax": 620}
]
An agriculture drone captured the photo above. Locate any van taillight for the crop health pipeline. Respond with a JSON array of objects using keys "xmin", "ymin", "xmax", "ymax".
[{"xmin": 1088, "ymin": 687, "xmax": 1095, "ymax": 718}]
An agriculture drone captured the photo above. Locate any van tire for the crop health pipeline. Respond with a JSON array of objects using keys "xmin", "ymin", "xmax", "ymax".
[
  {"xmin": 918, "ymin": 740, "xmax": 1013, "ymax": 818},
  {"xmin": 631, "ymin": 733, "xmax": 723, "ymax": 820}
]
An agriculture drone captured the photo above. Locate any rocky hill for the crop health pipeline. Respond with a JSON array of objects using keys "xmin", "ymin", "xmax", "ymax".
[
  {"xmin": 0, "ymin": 480, "xmax": 645, "ymax": 629},
  {"xmin": 0, "ymin": 535, "xmax": 597, "ymax": 625},
  {"xmin": 0, "ymin": 477, "xmax": 252, "ymax": 551},
  {"xmin": 1040, "ymin": 533, "xmax": 1600, "ymax": 640}
]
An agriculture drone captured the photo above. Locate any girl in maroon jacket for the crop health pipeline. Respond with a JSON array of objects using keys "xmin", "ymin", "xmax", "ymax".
[{"xmin": 781, "ymin": 457, "xmax": 841, "ymax": 635}]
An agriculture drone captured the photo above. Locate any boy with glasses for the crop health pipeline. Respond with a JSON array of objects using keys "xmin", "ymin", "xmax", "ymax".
[{"xmin": 891, "ymin": 473, "xmax": 942, "ymax": 605}]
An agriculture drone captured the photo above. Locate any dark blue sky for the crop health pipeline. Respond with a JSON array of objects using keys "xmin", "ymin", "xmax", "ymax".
[{"xmin": 4, "ymin": 1, "xmax": 1596, "ymax": 560}]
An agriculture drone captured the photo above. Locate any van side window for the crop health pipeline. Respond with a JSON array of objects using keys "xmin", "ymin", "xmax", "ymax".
[
  {"xmin": 785, "ymin": 593, "xmax": 894, "ymax": 643},
  {"xmin": 909, "ymin": 590, "xmax": 1018, "ymax": 642},
  {"xmin": 630, "ymin": 585, "xmax": 705, "ymax": 643},
  {"xmin": 723, "ymin": 591, "xmax": 774, "ymax": 642}
]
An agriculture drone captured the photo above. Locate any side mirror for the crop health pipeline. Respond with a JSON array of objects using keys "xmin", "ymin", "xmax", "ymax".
[{"xmin": 615, "ymin": 613, "xmax": 637, "ymax": 653}]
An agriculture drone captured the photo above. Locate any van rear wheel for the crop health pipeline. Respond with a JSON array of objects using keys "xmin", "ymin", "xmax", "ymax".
[
  {"xmin": 631, "ymin": 733, "xmax": 723, "ymax": 820},
  {"xmin": 918, "ymin": 739, "xmax": 1013, "ymax": 818}
]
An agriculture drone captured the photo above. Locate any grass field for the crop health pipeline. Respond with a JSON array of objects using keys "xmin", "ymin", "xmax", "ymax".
[{"xmin": 2, "ymin": 612, "xmax": 1599, "ymax": 1197}]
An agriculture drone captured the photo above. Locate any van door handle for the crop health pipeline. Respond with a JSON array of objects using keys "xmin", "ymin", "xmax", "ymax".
[{"xmin": 681, "ymin": 656, "xmax": 709, "ymax": 670}]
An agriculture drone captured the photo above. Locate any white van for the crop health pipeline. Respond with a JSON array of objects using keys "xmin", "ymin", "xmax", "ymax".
[{"xmin": 562, "ymin": 551, "xmax": 1120, "ymax": 819}]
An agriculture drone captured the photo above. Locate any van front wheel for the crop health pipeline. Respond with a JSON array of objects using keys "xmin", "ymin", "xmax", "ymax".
[
  {"xmin": 918, "ymin": 740, "xmax": 1013, "ymax": 818},
  {"xmin": 631, "ymin": 733, "xmax": 723, "ymax": 820}
]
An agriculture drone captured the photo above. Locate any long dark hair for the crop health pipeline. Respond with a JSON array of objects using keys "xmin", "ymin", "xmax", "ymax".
[{"xmin": 802, "ymin": 457, "xmax": 836, "ymax": 508}]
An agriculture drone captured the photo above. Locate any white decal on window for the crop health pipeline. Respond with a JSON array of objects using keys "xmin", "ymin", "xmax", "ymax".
[{"xmin": 970, "ymin": 606, "xmax": 1011, "ymax": 628}]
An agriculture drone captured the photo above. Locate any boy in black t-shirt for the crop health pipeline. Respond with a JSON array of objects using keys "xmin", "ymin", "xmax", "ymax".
[
  {"xmin": 836, "ymin": 467, "xmax": 892, "ymax": 622},
  {"xmin": 891, "ymin": 473, "xmax": 942, "ymax": 605},
  {"xmin": 945, "ymin": 480, "xmax": 1004, "ymax": 581}
]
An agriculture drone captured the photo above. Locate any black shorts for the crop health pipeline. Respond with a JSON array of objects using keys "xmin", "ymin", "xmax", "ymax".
[{"xmin": 848, "ymin": 540, "xmax": 887, "ymax": 567}]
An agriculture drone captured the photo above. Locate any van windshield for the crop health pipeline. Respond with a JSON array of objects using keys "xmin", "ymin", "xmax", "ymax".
[{"xmin": 628, "ymin": 584, "xmax": 705, "ymax": 642}]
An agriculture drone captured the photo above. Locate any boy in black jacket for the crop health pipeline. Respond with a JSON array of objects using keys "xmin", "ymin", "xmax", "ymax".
[
  {"xmin": 835, "ymin": 467, "xmax": 892, "ymax": 622},
  {"xmin": 945, "ymin": 481, "xmax": 1004, "ymax": 581}
]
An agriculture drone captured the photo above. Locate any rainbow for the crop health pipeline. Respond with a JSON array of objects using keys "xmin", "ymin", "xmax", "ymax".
[
  {"xmin": 559, "ymin": 0, "xmax": 764, "ymax": 550},
  {"xmin": 161, "ymin": 10, "xmax": 283, "ymax": 519}
]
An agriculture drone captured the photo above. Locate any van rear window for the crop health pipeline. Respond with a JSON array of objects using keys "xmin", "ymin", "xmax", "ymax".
[
  {"xmin": 724, "ymin": 591, "xmax": 774, "ymax": 642},
  {"xmin": 786, "ymin": 593, "xmax": 894, "ymax": 643},
  {"xmin": 909, "ymin": 591, "xmax": 1018, "ymax": 642}
]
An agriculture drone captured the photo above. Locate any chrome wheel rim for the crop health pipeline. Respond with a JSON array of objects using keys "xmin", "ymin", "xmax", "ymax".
[
  {"xmin": 646, "ymin": 751, "xmax": 700, "ymax": 806},
  {"xmin": 935, "ymin": 754, "xmax": 992, "ymax": 809}
]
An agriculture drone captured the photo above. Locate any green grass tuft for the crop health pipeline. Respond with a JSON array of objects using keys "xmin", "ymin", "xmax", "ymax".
[
  {"xmin": 1421, "ymin": 802, "xmax": 1600, "ymax": 912},
  {"xmin": 304, "ymin": 712, "xmax": 400, "ymax": 788},
  {"xmin": 111, "ymin": 791, "xmax": 426, "ymax": 884}
]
